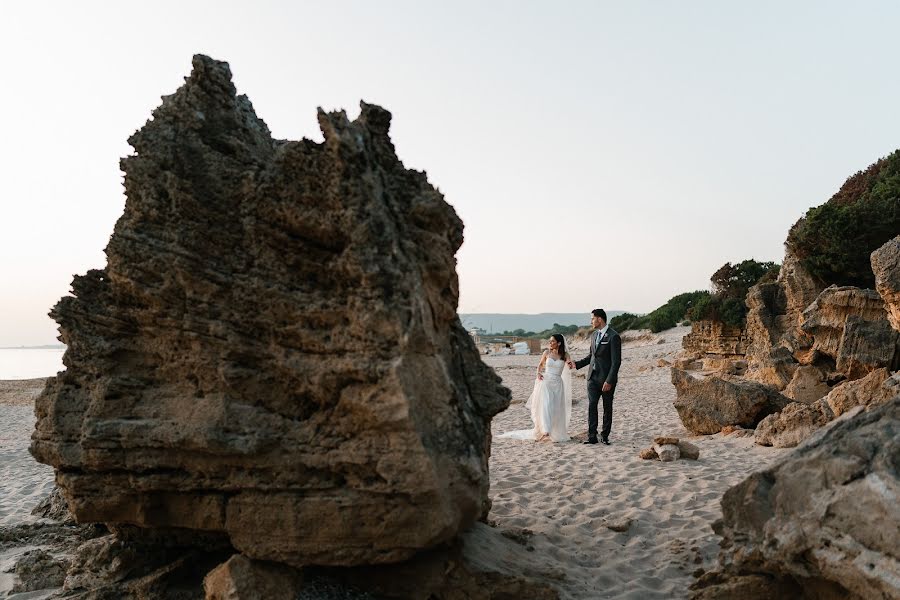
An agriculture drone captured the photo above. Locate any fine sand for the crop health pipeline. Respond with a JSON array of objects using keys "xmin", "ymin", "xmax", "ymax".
[
  {"xmin": 0, "ymin": 330, "xmax": 787, "ymax": 598},
  {"xmin": 486, "ymin": 326, "xmax": 787, "ymax": 599},
  {"xmin": 1, "ymin": 379, "xmax": 57, "ymax": 597}
]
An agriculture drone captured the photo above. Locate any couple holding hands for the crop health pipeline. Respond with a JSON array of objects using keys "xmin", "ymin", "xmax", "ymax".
[{"xmin": 504, "ymin": 309, "xmax": 621, "ymax": 445}]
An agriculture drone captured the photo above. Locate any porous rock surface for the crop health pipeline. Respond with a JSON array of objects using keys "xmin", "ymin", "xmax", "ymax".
[
  {"xmin": 31, "ymin": 54, "xmax": 510, "ymax": 568},
  {"xmin": 694, "ymin": 396, "xmax": 900, "ymax": 600},
  {"xmin": 873, "ymin": 235, "xmax": 900, "ymax": 331},
  {"xmin": 671, "ymin": 368, "xmax": 790, "ymax": 434}
]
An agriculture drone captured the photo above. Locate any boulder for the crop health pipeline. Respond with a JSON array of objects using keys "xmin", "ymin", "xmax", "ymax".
[
  {"xmin": 706, "ymin": 396, "xmax": 900, "ymax": 599},
  {"xmin": 782, "ymin": 365, "xmax": 831, "ymax": 404},
  {"xmin": 10, "ymin": 549, "xmax": 68, "ymax": 593},
  {"xmin": 30, "ymin": 55, "xmax": 510, "ymax": 568},
  {"xmin": 204, "ymin": 554, "xmax": 304, "ymax": 600},
  {"xmin": 824, "ymin": 367, "xmax": 894, "ymax": 417},
  {"xmin": 676, "ymin": 440, "xmax": 700, "ymax": 460},
  {"xmin": 639, "ymin": 447, "xmax": 658, "ymax": 460},
  {"xmin": 872, "ymin": 235, "xmax": 900, "ymax": 332},
  {"xmin": 671, "ymin": 368, "xmax": 791, "ymax": 434},
  {"xmin": 654, "ymin": 444, "xmax": 680, "ymax": 461},
  {"xmin": 754, "ymin": 400, "xmax": 834, "ymax": 448}
]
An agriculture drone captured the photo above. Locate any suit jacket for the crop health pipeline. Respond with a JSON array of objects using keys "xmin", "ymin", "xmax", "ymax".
[{"xmin": 574, "ymin": 327, "xmax": 622, "ymax": 385}]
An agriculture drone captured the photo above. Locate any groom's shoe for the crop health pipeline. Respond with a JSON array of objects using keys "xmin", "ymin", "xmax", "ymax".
[
  {"xmin": 583, "ymin": 438, "xmax": 598, "ymax": 445},
  {"xmin": 600, "ymin": 437, "xmax": 610, "ymax": 445}
]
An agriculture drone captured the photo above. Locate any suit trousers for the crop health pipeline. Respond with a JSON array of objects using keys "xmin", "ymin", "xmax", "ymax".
[{"xmin": 587, "ymin": 377, "xmax": 614, "ymax": 440}]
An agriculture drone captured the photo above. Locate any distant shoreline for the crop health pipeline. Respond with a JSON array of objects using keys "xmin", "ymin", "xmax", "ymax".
[{"xmin": 0, "ymin": 345, "xmax": 65, "ymax": 350}]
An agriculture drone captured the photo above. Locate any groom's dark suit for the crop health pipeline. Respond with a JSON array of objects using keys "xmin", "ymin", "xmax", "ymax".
[{"xmin": 574, "ymin": 327, "xmax": 622, "ymax": 442}]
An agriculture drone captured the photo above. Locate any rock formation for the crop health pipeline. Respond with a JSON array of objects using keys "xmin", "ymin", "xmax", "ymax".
[
  {"xmin": 682, "ymin": 320, "xmax": 747, "ymax": 357},
  {"xmin": 639, "ymin": 436, "xmax": 700, "ymax": 461},
  {"xmin": 671, "ymin": 368, "xmax": 790, "ymax": 434},
  {"xmin": 873, "ymin": 236, "xmax": 900, "ymax": 331},
  {"xmin": 30, "ymin": 54, "xmax": 511, "ymax": 572},
  {"xmin": 693, "ymin": 396, "xmax": 900, "ymax": 599},
  {"xmin": 800, "ymin": 286, "xmax": 899, "ymax": 378}
]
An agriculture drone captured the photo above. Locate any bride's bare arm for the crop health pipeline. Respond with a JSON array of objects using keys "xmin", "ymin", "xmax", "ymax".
[{"xmin": 537, "ymin": 350, "xmax": 548, "ymax": 379}]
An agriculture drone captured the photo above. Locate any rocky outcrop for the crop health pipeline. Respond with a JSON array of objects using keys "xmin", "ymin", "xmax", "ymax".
[
  {"xmin": 697, "ymin": 396, "xmax": 900, "ymax": 600},
  {"xmin": 873, "ymin": 235, "xmax": 900, "ymax": 331},
  {"xmin": 782, "ymin": 365, "xmax": 831, "ymax": 404},
  {"xmin": 671, "ymin": 369, "xmax": 790, "ymax": 434},
  {"xmin": 682, "ymin": 320, "xmax": 747, "ymax": 356},
  {"xmin": 824, "ymin": 367, "xmax": 894, "ymax": 417},
  {"xmin": 754, "ymin": 399, "xmax": 834, "ymax": 448},
  {"xmin": 743, "ymin": 252, "xmax": 822, "ymax": 390},
  {"xmin": 640, "ymin": 436, "xmax": 700, "ymax": 461},
  {"xmin": 801, "ymin": 286, "xmax": 900, "ymax": 378},
  {"xmin": 30, "ymin": 55, "xmax": 510, "ymax": 569}
]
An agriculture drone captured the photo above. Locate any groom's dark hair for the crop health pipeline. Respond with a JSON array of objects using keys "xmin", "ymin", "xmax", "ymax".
[{"xmin": 592, "ymin": 308, "xmax": 607, "ymax": 322}]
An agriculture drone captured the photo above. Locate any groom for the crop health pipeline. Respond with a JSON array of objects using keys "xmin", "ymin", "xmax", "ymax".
[{"xmin": 568, "ymin": 309, "xmax": 621, "ymax": 445}]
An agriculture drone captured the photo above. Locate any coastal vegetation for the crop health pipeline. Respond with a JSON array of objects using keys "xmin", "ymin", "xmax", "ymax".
[
  {"xmin": 688, "ymin": 259, "xmax": 780, "ymax": 327},
  {"xmin": 787, "ymin": 149, "xmax": 900, "ymax": 289}
]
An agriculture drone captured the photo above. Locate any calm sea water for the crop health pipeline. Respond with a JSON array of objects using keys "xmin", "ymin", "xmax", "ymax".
[{"xmin": 0, "ymin": 348, "xmax": 65, "ymax": 380}]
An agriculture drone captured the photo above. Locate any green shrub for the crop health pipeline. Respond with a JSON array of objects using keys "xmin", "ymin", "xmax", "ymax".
[
  {"xmin": 787, "ymin": 150, "xmax": 900, "ymax": 288},
  {"xmin": 610, "ymin": 312, "xmax": 640, "ymax": 331},
  {"xmin": 617, "ymin": 291, "xmax": 709, "ymax": 333}
]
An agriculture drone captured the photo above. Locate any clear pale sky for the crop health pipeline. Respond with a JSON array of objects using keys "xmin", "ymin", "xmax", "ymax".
[{"xmin": 2, "ymin": 1, "xmax": 899, "ymax": 346}]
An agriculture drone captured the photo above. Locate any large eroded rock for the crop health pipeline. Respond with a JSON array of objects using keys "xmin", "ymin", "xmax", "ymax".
[
  {"xmin": 699, "ymin": 396, "xmax": 900, "ymax": 600},
  {"xmin": 800, "ymin": 286, "xmax": 900, "ymax": 378},
  {"xmin": 671, "ymin": 368, "xmax": 790, "ymax": 434},
  {"xmin": 872, "ymin": 235, "xmax": 900, "ymax": 331},
  {"xmin": 31, "ymin": 55, "xmax": 510, "ymax": 567}
]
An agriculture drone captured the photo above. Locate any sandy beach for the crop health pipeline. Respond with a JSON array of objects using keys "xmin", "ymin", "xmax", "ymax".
[
  {"xmin": 0, "ymin": 330, "xmax": 789, "ymax": 598},
  {"xmin": 1, "ymin": 379, "xmax": 57, "ymax": 598},
  {"xmin": 486, "ymin": 326, "xmax": 788, "ymax": 599}
]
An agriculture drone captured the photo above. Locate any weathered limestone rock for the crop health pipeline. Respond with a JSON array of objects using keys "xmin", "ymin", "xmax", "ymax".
[
  {"xmin": 756, "ymin": 368, "xmax": 897, "ymax": 448},
  {"xmin": 754, "ymin": 399, "xmax": 834, "ymax": 448},
  {"xmin": 10, "ymin": 549, "xmax": 68, "ymax": 594},
  {"xmin": 824, "ymin": 367, "xmax": 894, "ymax": 417},
  {"xmin": 639, "ymin": 447, "xmax": 658, "ymax": 460},
  {"xmin": 872, "ymin": 235, "xmax": 900, "ymax": 331},
  {"xmin": 204, "ymin": 554, "xmax": 304, "ymax": 600},
  {"xmin": 676, "ymin": 440, "xmax": 700, "ymax": 460},
  {"xmin": 31, "ymin": 484, "xmax": 74, "ymax": 523},
  {"xmin": 671, "ymin": 368, "xmax": 791, "ymax": 434},
  {"xmin": 782, "ymin": 365, "xmax": 831, "ymax": 404},
  {"xmin": 63, "ymin": 532, "xmax": 230, "ymax": 598},
  {"xmin": 653, "ymin": 436, "xmax": 679, "ymax": 445},
  {"xmin": 707, "ymin": 396, "xmax": 900, "ymax": 600},
  {"xmin": 744, "ymin": 346, "xmax": 797, "ymax": 391},
  {"xmin": 683, "ymin": 320, "xmax": 747, "ymax": 356},
  {"xmin": 778, "ymin": 252, "xmax": 824, "ymax": 343},
  {"xmin": 654, "ymin": 444, "xmax": 680, "ymax": 461},
  {"xmin": 801, "ymin": 286, "xmax": 900, "ymax": 378},
  {"xmin": 31, "ymin": 55, "xmax": 510, "ymax": 568}
]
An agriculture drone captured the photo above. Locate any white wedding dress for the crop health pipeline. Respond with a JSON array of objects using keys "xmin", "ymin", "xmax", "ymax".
[{"xmin": 499, "ymin": 354, "xmax": 572, "ymax": 442}]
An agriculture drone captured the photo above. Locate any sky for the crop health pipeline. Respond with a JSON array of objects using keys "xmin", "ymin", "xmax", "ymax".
[{"xmin": 1, "ymin": 1, "xmax": 899, "ymax": 346}]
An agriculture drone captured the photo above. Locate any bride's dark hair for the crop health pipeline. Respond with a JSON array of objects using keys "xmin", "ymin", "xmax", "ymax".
[{"xmin": 551, "ymin": 333, "xmax": 567, "ymax": 359}]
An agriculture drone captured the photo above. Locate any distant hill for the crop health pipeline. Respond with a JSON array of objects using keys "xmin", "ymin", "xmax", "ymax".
[{"xmin": 459, "ymin": 312, "xmax": 625, "ymax": 334}]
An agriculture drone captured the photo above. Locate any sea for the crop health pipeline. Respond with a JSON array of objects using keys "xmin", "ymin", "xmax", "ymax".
[{"xmin": 0, "ymin": 348, "xmax": 65, "ymax": 380}]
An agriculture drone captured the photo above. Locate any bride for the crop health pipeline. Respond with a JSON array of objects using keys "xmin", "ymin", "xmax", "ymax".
[{"xmin": 499, "ymin": 334, "xmax": 573, "ymax": 442}]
